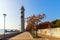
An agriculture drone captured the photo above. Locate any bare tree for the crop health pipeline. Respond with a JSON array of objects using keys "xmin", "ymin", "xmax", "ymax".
[{"xmin": 26, "ymin": 14, "xmax": 46, "ymax": 37}]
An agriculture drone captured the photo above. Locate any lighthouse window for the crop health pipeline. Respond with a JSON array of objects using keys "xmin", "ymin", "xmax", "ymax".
[{"xmin": 21, "ymin": 16, "xmax": 23, "ymax": 18}]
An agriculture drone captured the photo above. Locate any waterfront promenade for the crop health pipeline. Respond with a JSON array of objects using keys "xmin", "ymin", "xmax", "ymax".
[{"xmin": 9, "ymin": 32, "xmax": 47, "ymax": 40}]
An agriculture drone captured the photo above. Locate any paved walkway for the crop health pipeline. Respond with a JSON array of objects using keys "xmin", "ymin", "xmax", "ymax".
[
  {"xmin": 9, "ymin": 32, "xmax": 33, "ymax": 40},
  {"xmin": 9, "ymin": 32, "xmax": 47, "ymax": 40}
]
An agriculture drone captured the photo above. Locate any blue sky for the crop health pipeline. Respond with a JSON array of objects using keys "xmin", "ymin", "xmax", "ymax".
[{"xmin": 0, "ymin": 0, "xmax": 60, "ymax": 29}]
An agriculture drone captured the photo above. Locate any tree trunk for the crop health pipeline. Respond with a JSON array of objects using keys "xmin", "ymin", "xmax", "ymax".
[
  {"xmin": 36, "ymin": 26, "xmax": 38, "ymax": 37},
  {"xmin": 35, "ymin": 30, "xmax": 38, "ymax": 37}
]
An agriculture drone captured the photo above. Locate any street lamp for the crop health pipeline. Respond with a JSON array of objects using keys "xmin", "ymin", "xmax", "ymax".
[{"xmin": 3, "ymin": 14, "xmax": 7, "ymax": 39}]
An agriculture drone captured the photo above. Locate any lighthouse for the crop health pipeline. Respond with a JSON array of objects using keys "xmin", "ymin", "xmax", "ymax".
[{"xmin": 20, "ymin": 6, "xmax": 25, "ymax": 32}]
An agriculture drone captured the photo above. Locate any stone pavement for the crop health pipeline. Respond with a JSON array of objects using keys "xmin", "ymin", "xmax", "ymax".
[{"xmin": 9, "ymin": 32, "xmax": 33, "ymax": 40}]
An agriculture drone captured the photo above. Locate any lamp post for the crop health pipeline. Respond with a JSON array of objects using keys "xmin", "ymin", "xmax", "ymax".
[{"xmin": 3, "ymin": 14, "xmax": 7, "ymax": 39}]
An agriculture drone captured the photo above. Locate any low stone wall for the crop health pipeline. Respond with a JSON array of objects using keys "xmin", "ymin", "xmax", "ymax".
[{"xmin": 38, "ymin": 28, "xmax": 60, "ymax": 38}]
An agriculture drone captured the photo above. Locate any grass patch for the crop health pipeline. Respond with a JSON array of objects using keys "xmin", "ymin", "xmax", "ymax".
[{"xmin": 29, "ymin": 32, "xmax": 42, "ymax": 38}]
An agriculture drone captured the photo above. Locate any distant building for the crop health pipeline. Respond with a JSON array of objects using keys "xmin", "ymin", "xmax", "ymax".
[{"xmin": 20, "ymin": 6, "xmax": 25, "ymax": 32}]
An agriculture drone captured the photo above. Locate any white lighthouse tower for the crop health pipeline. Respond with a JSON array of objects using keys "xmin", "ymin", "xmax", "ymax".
[{"xmin": 20, "ymin": 6, "xmax": 25, "ymax": 32}]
